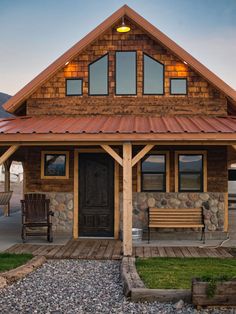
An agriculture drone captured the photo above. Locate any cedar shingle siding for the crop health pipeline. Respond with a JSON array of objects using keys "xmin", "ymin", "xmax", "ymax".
[{"xmin": 27, "ymin": 20, "xmax": 227, "ymax": 116}]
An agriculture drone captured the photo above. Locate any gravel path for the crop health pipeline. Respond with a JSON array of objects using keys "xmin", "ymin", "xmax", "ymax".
[{"xmin": 0, "ymin": 260, "xmax": 233, "ymax": 313}]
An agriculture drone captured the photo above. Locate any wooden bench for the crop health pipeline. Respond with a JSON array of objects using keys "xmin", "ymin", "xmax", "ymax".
[
  {"xmin": 147, "ymin": 207, "xmax": 205, "ymax": 243},
  {"xmin": 228, "ymin": 193, "xmax": 236, "ymax": 210}
]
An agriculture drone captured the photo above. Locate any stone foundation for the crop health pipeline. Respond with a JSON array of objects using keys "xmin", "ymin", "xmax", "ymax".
[
  {"xmin": 120, "ymin": 192, "xmax": 226, "ymax": 235},
  {"xmin": 29, "ymin": 192, "xmax": 73, "ymax": 233}
]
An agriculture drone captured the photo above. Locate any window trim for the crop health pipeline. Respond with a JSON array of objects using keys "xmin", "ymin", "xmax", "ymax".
[
  {"xmin": 41, "ymin": 151, "xmax": 70, "ymax": 180},
  {"xmin": 175, "ymin": 151, "xmax": 207, "ymax": 192},
  {"xmin": 140, "ymin": 151, "xmax": 170, "ymax": 192},
  {"xmin": 115, "ymin": 50, "xmax": 137, "ymax": 96},
  {"xmin": 170, "ymin": 77, "xmax": 188, "ymax": 95},
  {"xmin": 66, "ymin": 78, "xmax": 83, "ymax": 96},
  {"xmin": 142, "ymin": 53, "xmax": 165, "ymax": 95},
  {"xmin": 88, "ymin": 53, "xmax": 109, "ymax": 96}
]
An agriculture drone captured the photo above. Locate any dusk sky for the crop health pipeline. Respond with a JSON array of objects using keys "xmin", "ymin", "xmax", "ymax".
[{"xmin": 0, "ymin": 0, "xmax": 236, "ymax": 95}]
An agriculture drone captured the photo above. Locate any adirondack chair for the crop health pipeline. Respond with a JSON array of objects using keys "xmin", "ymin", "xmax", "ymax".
[{"xmin": 21, "ymin": 193, "xmax": 54, "ymax": 243}]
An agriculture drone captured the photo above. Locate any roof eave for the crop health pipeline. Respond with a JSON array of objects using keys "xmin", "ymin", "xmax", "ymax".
[{"xmin": 0, "ymin": 133, "xmax": 236, "ymax": 143}]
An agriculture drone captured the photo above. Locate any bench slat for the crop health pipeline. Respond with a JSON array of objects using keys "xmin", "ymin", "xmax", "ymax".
[{"xmin": 150, "ymin": 224, "xmax": 204, "ymax": 228}]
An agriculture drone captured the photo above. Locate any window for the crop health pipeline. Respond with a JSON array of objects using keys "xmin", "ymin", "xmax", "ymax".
[
  {"xmin": 143, "ymin": 53, "xmax": 164, "ymax": 94},
  {"xmin": 115, "ymin": 51, "xmax": 136, "ymax": 95},
  {"xmin": 89, "ymin": 54, "xmax": 108, "ymax": 95},
  {"xmin": 41, "ymin": 151, "xmax": 69, "ymax": 179},
  {"xmin": 178, "ymin": 154, "xmax": 203, "ymax": 192},
  {"xmin": 170, "ymin": 78, "xmax": 187, "ymax": 95},
  {"xmin": 141, "ymin": 154, "xmax": 167, "ymax": 191},
  {"xmin": 66, "ymin": 78, "xmax": 83, "ymax": 96}
]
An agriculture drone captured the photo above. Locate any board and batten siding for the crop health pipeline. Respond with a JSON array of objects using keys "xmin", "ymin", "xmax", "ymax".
[{"xmin": 24, "ymin": 146, "xmax": 228, "ymax": 193}]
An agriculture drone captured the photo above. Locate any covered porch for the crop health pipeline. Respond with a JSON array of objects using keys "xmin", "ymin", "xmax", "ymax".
[{"xmin": 0, "ymin": 115, "xmax": 236, "ymax": 256}]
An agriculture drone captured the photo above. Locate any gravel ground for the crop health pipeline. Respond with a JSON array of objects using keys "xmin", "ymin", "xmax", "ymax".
[{"xmin": 0, "ymin": 260, "xmax": 235, "ymax": 314}]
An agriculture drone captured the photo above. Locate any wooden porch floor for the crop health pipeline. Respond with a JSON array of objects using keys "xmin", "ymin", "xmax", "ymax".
[{"xmin": 4, "ymin": 239, "xmax": 233, "ymax": 259}]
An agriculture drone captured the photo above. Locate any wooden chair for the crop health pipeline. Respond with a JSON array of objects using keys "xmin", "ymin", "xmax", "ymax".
[
  {"xmin": 0, "ymin": 191, "xmax": 13, "ymax": 215},
  {"xmin": 21, "ymin": 193, "xmax": 54, "ymax": 243}
]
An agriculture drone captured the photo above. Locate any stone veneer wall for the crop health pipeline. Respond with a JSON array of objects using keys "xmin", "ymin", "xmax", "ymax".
[
  {"xmin": 120, "ymin": 192, "xmax": 225, "ymax": 233},
  {"xmin": 45, "ymin": 192, "xmax": 73, "ymax": 232}
]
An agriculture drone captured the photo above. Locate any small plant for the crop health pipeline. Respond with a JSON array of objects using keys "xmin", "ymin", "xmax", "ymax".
[{"xmin": 199, "ymin": 275, "xmax": 234, "ymax": 299}]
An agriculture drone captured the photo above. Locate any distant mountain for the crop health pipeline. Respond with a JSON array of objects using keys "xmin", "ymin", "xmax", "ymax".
[{"xmin": 0, "ymin": 92, "xmax": 12, "ymax": 117}]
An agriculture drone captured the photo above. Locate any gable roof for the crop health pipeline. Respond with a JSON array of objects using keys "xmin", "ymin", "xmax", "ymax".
[{"xmin": 4, "ymin": 5, "xmax": 236, "ymax": 114}]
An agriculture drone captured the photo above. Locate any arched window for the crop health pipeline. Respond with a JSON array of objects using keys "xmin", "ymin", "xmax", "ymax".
[
  {"xmin": 143, "ymin": 53, "xmax": 164, "ymax": 95},
  {"xmin": 89, "ymin": 54, "xmax": 108, "ymax": 95}
]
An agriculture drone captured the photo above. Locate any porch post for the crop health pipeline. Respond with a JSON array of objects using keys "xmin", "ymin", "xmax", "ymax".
[
  {"xmin": 3, "ymin": 160, "xmax": 11, "ymax": 216},
  {"xmin": 123, "ymin": 142, "xmax": 132, "ymax": 256}
]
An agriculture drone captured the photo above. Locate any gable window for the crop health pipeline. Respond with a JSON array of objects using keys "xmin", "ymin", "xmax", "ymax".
[
  {"xmin": 176, "ymin": 153, "xmax": 205, "ymax": 192},
  {"xmin": 141, "ymin": 154, "xmax": 168, "ymax": 192},
  {"xmin": 115, "ymin": 51, "xmax": 136, "ymax": 95},
  {"xmin": 89, "ymin": 54, "xmax": 108, "ymax": 95},
  {"xmin": 170, "ymin": 78, "xmax": 187, "ymax": 95},
  {"xmin": 143, "ymin": 53, "xmax": 164, "ymax": 94},
  {"xmin": 66, "ymin": 78, "xmax": 83, "ymax": 96}
]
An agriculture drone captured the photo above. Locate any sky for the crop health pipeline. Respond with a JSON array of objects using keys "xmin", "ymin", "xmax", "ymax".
[{"xmin": 0, "ymin": 0, "xmax": 236, "ymax": 95}]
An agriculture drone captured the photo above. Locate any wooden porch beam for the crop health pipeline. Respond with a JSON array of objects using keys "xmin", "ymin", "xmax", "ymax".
[
  {"xmin": 131, "ymin": 144, "xmax": 155, "ymax": 167},
  {"xmin": 0, "ymin": 145, "xmax": 19, "ymax": 165},
  {"xmin": 3, "ymin": 160, "xmax": 11, "ymax": 216},
  {"xmin": 123, "ymin": 142, "xmax": 132, "ymax": 256},
  {"xmin": 101, "ymin": 144, "xmax": 123, "ymax": 166}
]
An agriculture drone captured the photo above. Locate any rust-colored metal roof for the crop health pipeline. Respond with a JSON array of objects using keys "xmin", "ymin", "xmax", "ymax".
[
  {"xmin": 3, "ymin": 5, "xmax": 236, "ymax": 114},
  {"xmin": 1, "ymin": 115, "xmax": 236, "ymax": 135}
]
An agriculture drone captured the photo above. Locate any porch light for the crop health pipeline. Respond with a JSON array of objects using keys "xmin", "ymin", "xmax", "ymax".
[
  {"xmin": 183, "ymin": 61, "xmax": 188, "ymax": 65},
  {"xmin": 116, "ymin": 17, "xmax": 130, "ymax": 33},
  {"xmin": 65, "ymin": 61, "xmax": 69, "ymax": 66}
]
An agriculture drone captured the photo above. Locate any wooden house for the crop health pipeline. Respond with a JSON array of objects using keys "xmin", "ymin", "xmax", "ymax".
[{"xmin": 1, "ymin": 5, "xmax": 236, "ymax": 256}]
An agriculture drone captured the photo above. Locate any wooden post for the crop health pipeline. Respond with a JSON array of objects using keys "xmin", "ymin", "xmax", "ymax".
[
  {"xmin": 123, "ymin": 142, "xmax": 132, "ymax": 256},
  {"xmin": 224, "ymin": 192, "xmax": 228, "ymax": 232},
  {"xmin": 3, "ymin": 160, "xmax": 11, "ymax": 216},
  {"xmin": 73, "ymin": 150, "xmax": 79, "ymax": 239}
]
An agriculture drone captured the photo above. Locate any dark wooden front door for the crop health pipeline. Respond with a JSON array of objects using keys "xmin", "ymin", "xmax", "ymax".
[{"xmin": 79, "ymin": 153, "xmax": 114, "ymax": 237}]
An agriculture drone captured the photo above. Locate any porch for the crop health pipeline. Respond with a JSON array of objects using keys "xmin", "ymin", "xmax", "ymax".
[
  {"xmin": 0, "ymin": 115, "xmax": 236, "ymax": 256},
  {"xmin": 4, "ymin": 239, "xmax": 233, "ymax": 259}
]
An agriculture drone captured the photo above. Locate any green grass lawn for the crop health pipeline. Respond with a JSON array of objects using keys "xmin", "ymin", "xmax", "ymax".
[
  {"xmin": 136, "ymin": 257, "xmax": 236, "ymax": 289},
  {"xmin": 0, "ymin": 253, "xmax": 33, "ymax": 272}
]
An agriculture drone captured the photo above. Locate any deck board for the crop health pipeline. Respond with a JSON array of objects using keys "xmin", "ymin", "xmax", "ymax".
[{"xmin": 4, "ymin": 241, "xmax": 233, "ymax": 259}]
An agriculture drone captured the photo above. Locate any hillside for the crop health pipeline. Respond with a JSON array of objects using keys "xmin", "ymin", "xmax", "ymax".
[{"xmin": 0, "ymin": 92, "xmax": 12, "ymax": 117}]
